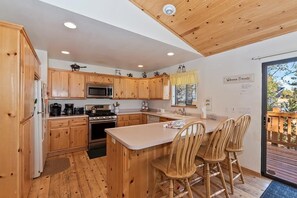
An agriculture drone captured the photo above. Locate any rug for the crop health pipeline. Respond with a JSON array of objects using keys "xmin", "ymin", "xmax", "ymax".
[
  {"xmin": 260, "ymin": 181, "xmax": 297, "ymax": 198},
  {"xmin": 42, "ymin": 157, "xmax": 70, "ymax": 176},
  {"xmin": 87, "ymin": 147, "xmax": 106, "ymax": 159}
]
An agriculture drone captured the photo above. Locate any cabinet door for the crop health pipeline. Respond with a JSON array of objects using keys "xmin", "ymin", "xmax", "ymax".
[
  {"xmin": 87, "ymin": 74, "xmax": 114, "ymax": 84},
  {"xmin": 113, "ymin": 77, "xmax": 126, "ymax": 98},
  {"xmin": 138, "ymin": 79, "xmax": 149, "ymax": 99},
  {"xmin": 48, "ymin": 69, "xmax": 69, "ymax": 98},
  {"xmin": 70, "ymin": 125, "xmax": 88, "ymax": 148},
  {"xmin": 149, "ymin": 79, "xmax": 156, "ymax": 99},
  {"xmin": 155, "ymin": 77, "xmax": 163, "ymax": 99},
  {"xmin": 69, "ymin": 72, "xmax": 85, "ymax": 98},
  {"xmin": 20, "ymin": 118, "xmax": 33, "ymax": 198},
  {"xmin": 142, "ymin": 114, "xmax": 147, "ymax": 124},
  {"xmin": 126, "ymin": 79, "xmax": 138, "ymax": 99},
  {"xmin": 162, "ymin": 76, "xmax": 170, "ymax": 100},
  {"xmin": 20, "ymin": 35, "xmax": 34, "ymax": 121},
  {"xmin": 49, "ymin": 128, "xmax": 70, "ymax": 151}
]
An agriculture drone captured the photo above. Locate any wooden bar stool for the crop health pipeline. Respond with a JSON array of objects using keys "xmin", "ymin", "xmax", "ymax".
[
  {"xmin": 195, "ymin": 118, "xmax": 235, "ymax": 198},
  {"xmin": 226, "ymin": 114, "xmax": 251, "ymax": 194},
  {"xmin": 151, "ymin": 121, "xmax": 205, "ymax": 198}
]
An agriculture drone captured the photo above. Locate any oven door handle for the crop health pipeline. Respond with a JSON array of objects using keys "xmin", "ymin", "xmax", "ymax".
[{"xmin": 89, "ymin": 119, "xmax": 117, "ymax": 124}]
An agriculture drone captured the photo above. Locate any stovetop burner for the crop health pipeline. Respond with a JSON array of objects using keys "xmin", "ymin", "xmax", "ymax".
[
  {"xmin": 85, "ymin": 104, "xmax": 117, "ymax": 121},
  {"xmin": 86, "ymin": 111, "xmax": 116, "ymax": 117}
]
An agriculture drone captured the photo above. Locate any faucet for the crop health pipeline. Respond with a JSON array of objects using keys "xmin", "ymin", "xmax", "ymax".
[{"xmin": 178, "ymin": 108, "xmax": 186, "ymax": 116}]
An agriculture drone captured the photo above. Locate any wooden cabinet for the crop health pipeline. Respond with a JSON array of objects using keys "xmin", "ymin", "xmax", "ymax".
[
  {"xmin": 50, "ymin": 128, "xmax": 70, "ymax": 151},
  {"xmin": 149, "ymin": 77, "xmax": 164, "ymax": 99},
  {"xmin": 138, "ymin": 79, "xmax": 149, "ymax": 99},
  {"xmin": 86, "ymin": 74, "xmax": 114, "ymax": 84},
  {"xmin": 159, "ymin": 117, "xmax": 175, "ymax": 122},
  {"xmin": 48, "ymin": 117, "xmax": 88, "ymax": 155},
  {"xmin": 126, "ymin": 78, "xmax": 138, "ymax": 99},
  {"xmin": 0, "ymin": 22, "xmax": 40, "ymax": 198},
  {"xmin": 48, "ymin": 69, "xmax": 69, "ymax": 98},
  {"xmin": 113, "ymin": 77, "xmax": 126, "ymax": 99},
  {"xmin": 48, "ymin": 69, "xmax": 86, "ymax": 99},
  {"xmin": 117, "ymin": 114, "xmax": 143, "ymax": 127},
  {"xmin": 20, "ymin": 118, "xmax": 33, "ymax": 198},
  {"xmin": 69, "ymin": 72, "xmax": 85, "ymax": 98}
]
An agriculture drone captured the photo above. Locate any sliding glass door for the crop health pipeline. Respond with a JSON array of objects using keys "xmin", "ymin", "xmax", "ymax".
[{"xmin": 262, "ymin": 57, "xmax": 297, "ymax": 187}]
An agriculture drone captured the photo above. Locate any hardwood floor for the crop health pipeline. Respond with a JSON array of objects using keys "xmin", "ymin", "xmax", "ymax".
[
  {"xmin": 267, "ymin": 143, "xmax": 297, "ymax": 184},
  {"xmin": 29, "ymin": 151, "xmax": 271, "ymax": 198}
]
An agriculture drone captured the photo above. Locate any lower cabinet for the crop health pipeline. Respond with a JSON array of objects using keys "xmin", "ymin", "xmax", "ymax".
[
  {"xmin": 159, "ymin": 117, "xmax": 175, "ymax": 122},
  {"xmin": 48, "ymin": 117, "xmax": 88, "ymax": 156},
  {"xmin": 117, "ymin": 114, "xmax": 143, "ymax": 127}
]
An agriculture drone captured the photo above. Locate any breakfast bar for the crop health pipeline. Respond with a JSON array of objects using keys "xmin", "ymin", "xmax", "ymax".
[{"xmin": 105, "ymin": 118, "xmax": 221, "ymax": 197}]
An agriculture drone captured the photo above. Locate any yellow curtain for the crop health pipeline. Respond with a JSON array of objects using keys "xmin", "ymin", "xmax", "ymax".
[{"xmin": 170, "ymin": 70, "xmax": 198, "ymax": 85}]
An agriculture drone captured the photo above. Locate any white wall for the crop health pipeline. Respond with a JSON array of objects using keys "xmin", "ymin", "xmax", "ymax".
[
  {"xmin": 35, "ymin": 49, "xmax": 48, "ymax": 83},
  {"xmin": 48, "ymin": 59, "xmax": 144, "ymax": 111},
  {"xmin": 149, "ymin": 31, "xmax": 297, "ymax": 173}
]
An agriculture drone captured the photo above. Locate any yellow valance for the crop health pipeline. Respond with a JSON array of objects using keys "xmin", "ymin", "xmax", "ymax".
[{"xmin": 170, "ymin": 71, "xmax": 198, "ymax": 85}]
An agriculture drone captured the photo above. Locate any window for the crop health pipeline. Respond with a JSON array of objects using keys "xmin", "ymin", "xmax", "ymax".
[{"xmin": 172, "ymin": 84, "xmax": 197, "ymax": 106}]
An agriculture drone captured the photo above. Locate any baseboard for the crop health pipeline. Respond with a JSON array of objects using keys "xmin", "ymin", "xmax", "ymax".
[
  {"xmin": 47, "ymin": 147, "xmax": 87, "ymax": 157},
  {"xmin": 241, "ymin": 166, "xmax": 262, "ymax": 177}
]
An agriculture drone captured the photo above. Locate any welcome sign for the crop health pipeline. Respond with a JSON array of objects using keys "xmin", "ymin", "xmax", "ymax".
[{"xmin": 223, "ymin": 73, "xmax": 254, "ymax": 84}]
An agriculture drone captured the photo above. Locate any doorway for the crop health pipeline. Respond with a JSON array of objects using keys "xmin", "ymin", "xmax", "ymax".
[{"xmin": 262, "ymin": 57, "xmax": 297, "ymax": 186}]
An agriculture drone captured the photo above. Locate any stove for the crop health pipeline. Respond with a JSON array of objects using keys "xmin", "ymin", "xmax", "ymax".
[
  {"xmin": 85, "ymin": 105, "xmax": 117, "ymax": 121},
  {"xmin": 85, "ymin": 104, "xmax": 117, "ymax": 150}
]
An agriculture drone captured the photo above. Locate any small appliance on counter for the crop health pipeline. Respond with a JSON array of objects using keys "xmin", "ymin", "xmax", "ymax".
[
  {"xmin": 64, "ymin": 103, "xmax": 74, "ymax": 116},
  {"xmin": 49, "ymin": 103, "xmax": 62, "ymax": 116},
  {"xmin": 141, "ymin": 101, "xmax": 149, "ymax": 112},
  {"xmin": 74, "ymin": 107, "xmax": 84, "ymax": 115}
]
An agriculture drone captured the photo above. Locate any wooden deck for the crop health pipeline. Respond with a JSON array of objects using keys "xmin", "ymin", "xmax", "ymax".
[
  {"xmin": 267, "ymin": 143, "xmax": 297, "ymax": 184},
  {"xmin": 28, "ymin": 151, "xmax": 271, "ymax": 198}
]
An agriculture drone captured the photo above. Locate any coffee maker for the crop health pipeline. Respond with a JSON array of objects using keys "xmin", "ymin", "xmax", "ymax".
[
  {"xmin": 64, "ymin": 103, "xmax": 74, "ymax": 115},
  {"xmin": 50, "ymin": 103, "xmax": 62, "ymax": 116}
]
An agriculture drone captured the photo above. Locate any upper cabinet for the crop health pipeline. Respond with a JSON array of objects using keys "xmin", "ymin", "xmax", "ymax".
[
  {"xmin": 138, "ymin": 79, "xmax": 149, "ymax": 99},
  {"xmin": 69, "ymin": 72, "xmax": 85, "ymax": 98},
  {"xmin": 48, "ymin": 69, "xmax": 86, "ymax": 99},
  {"xmin": 48, "ymin": 69, "xmax": 69, "ymax": 98},
  {"xmin": 86, "ymin": 73, "xmax": 114, "ymax": 84},
  {"xmin": 47, "ymin": 68, "xmax": 170, "ymax": 100}
]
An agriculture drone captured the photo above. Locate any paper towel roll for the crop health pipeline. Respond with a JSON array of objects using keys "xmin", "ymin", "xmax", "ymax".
[{"xmin": 201, "ymin": 106, "xmax": 207, "ymax": 119}]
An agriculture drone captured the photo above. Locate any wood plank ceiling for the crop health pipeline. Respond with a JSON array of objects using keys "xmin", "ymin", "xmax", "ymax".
[{"xmin": 130, "ymin": 0, "xmax": 297, "ymax": 56}]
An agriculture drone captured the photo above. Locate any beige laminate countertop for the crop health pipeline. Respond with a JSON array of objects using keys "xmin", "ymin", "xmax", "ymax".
[
  {"xmin": 105, "ymin": 118, "xmax": 221, "ymax": 150},
  {"xmin": 117, "ymin": 110, "xmax": 195, "ymax": 120},
  {"xmin": 47, "ymin": 114, "xmax": 88, "ymax": 120}
]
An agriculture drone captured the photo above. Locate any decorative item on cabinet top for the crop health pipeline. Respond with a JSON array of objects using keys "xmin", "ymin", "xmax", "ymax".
[
  {"xmin": 70, "ymin": 63, "xmax": 87, "ymax": 71},
  {"xmin": 127, "ymin": 73, "xmax": 133, "ymax": 77},
  {"xmin": 142, "ymin": 72, "xmax": 147, "ymax": 78}
]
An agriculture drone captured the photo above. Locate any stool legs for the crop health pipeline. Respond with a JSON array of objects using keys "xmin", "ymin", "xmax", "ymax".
[
  {"xmin": 205, "ymin": 163, "xmax": 211, "ymax": 198},
  {"xmin": 169, "ymin": 180, "xmax": 174, "ymax": 198},
  {"xmin": 217, "ymin": 162, "xmax": 230, "ymax": 198},
  {"xmin": 234, "ymin": 152, "xmax": 245, "ymax": 183},
  {"xmin": 185, "ymin": 178, "xmax": 193, "ymax": 198},
  {"xmin": 227, "ymin": 152, "xmax": 234, "ymax": 194}
]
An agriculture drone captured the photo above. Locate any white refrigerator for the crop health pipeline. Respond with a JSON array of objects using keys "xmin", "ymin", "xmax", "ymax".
[{"xmin": 33, "ymin": 80, "xmax": 47, "ymax": 178}]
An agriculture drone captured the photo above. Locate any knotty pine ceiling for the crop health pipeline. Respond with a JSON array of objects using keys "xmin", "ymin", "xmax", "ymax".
[{"xmin": 130, "ymin": 0, "xmax": 297, "ymax": 56}]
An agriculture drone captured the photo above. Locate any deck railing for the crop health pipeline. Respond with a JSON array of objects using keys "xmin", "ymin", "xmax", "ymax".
[{"xmin": 266, "ymin": 111, "xmax": 297, "ymax": 148}]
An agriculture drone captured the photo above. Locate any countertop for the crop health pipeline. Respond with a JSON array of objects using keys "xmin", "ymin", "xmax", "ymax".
[
  {"xmin": 47, "ymin": 114, "xmax": 88, "ymax": 120},
  {"xmin": 117, "ymin": 110, "xmax": 195, "ymax": 120},
  {"xmin": 105, "ymin": 118, "xmax": 222, "ymax": 150}
]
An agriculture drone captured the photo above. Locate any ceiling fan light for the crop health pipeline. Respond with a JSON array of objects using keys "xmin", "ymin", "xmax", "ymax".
[{"xmin": 163, "ymin": 4, "xmax": 176, "ymax": 16}]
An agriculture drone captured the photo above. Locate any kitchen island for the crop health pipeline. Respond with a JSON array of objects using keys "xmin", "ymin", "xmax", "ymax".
[{"xmin": 105, "ymin": 118, "xmax": 222, "ymax": 197}]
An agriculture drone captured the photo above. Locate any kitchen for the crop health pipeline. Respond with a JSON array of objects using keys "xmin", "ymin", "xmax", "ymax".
[{"xmin": 1, "ymin": 0, "xmax": 297, "ymax": 198}]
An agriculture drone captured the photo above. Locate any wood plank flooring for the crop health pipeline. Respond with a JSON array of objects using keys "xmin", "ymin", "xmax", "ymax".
[
  {"xmin": 29, "ymin": 151, "xmax": 271, "ymax": 198},
  {"xmin": 267, "ymin": 143, "xmax": 297, "ymax": 184}
]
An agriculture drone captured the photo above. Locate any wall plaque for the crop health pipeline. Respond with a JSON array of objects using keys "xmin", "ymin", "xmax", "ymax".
[{"xmin": 223, "ymin": 73, "xmax": 254, "ymax": 84}]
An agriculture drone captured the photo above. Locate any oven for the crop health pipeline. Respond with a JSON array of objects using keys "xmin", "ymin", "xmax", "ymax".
[{"xmin": 88, "ymin": 119, "xmax": 116, "ymax": 150}]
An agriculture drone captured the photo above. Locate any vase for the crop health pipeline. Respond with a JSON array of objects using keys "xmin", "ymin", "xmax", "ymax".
[{"xmin": 114, "ymin": 107, "xmax": 119, "ymax": 114}]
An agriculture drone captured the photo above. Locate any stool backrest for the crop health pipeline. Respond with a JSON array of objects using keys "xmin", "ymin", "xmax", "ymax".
[
  {"xmin": 168, "ymin": 121, "xmax": 205, "ymax": 175},
  {"xmin": 228, "ymin": 114, "xmax": 251, "ymax": 150},
  {"xmin": 205, "ymin": 118, "xmax": 235, "ymax": 160}
]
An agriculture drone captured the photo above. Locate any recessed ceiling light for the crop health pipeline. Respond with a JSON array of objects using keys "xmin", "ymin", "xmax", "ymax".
[
  {"xmin": 138, "ymin": 65, "xmax": 144, "ymax": 68},
  {"xmin": 61, "ymin": 51, "xmax": 70, "ymax": 55},
  {"xmin": 163, "ymin": 4, "xmax": 176, "ymax": 16},
  {"xmin": 64, "ymin": 22, "xmax": 77, "ymax": 29},
  {"xmin": 167, "ymin": 52, "xmax": 175, "ymax": 56}
]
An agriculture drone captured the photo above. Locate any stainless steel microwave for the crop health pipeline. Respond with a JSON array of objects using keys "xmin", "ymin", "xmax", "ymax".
[{"xmin": 86, "ymin": 84, "xmax": 113, "ymax": 98}]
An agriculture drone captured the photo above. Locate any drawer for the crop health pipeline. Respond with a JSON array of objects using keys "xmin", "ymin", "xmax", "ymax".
[
  {"xmin": 70, "ymin": 117, "xmax": 88, "ymax": 126},
  {"xmin": 49, "ymin": 119, "xmax": 69, "ymax": 128},
  {"xmin": 128, "ymin": 120, "xmax": 141, "ymax": 126},
  {"xmin": 118, "ymin": 115, "xmax": 129, "ymax": 121},
  {"xmin": 129, "ymin": 114, "xmax": 141, "ymax": 120}
]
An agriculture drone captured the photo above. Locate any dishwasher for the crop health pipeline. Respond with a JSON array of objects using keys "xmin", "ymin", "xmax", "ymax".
[{"xmin": 147, "ymin": 115, "xmax": 160, "ymax": 123}]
